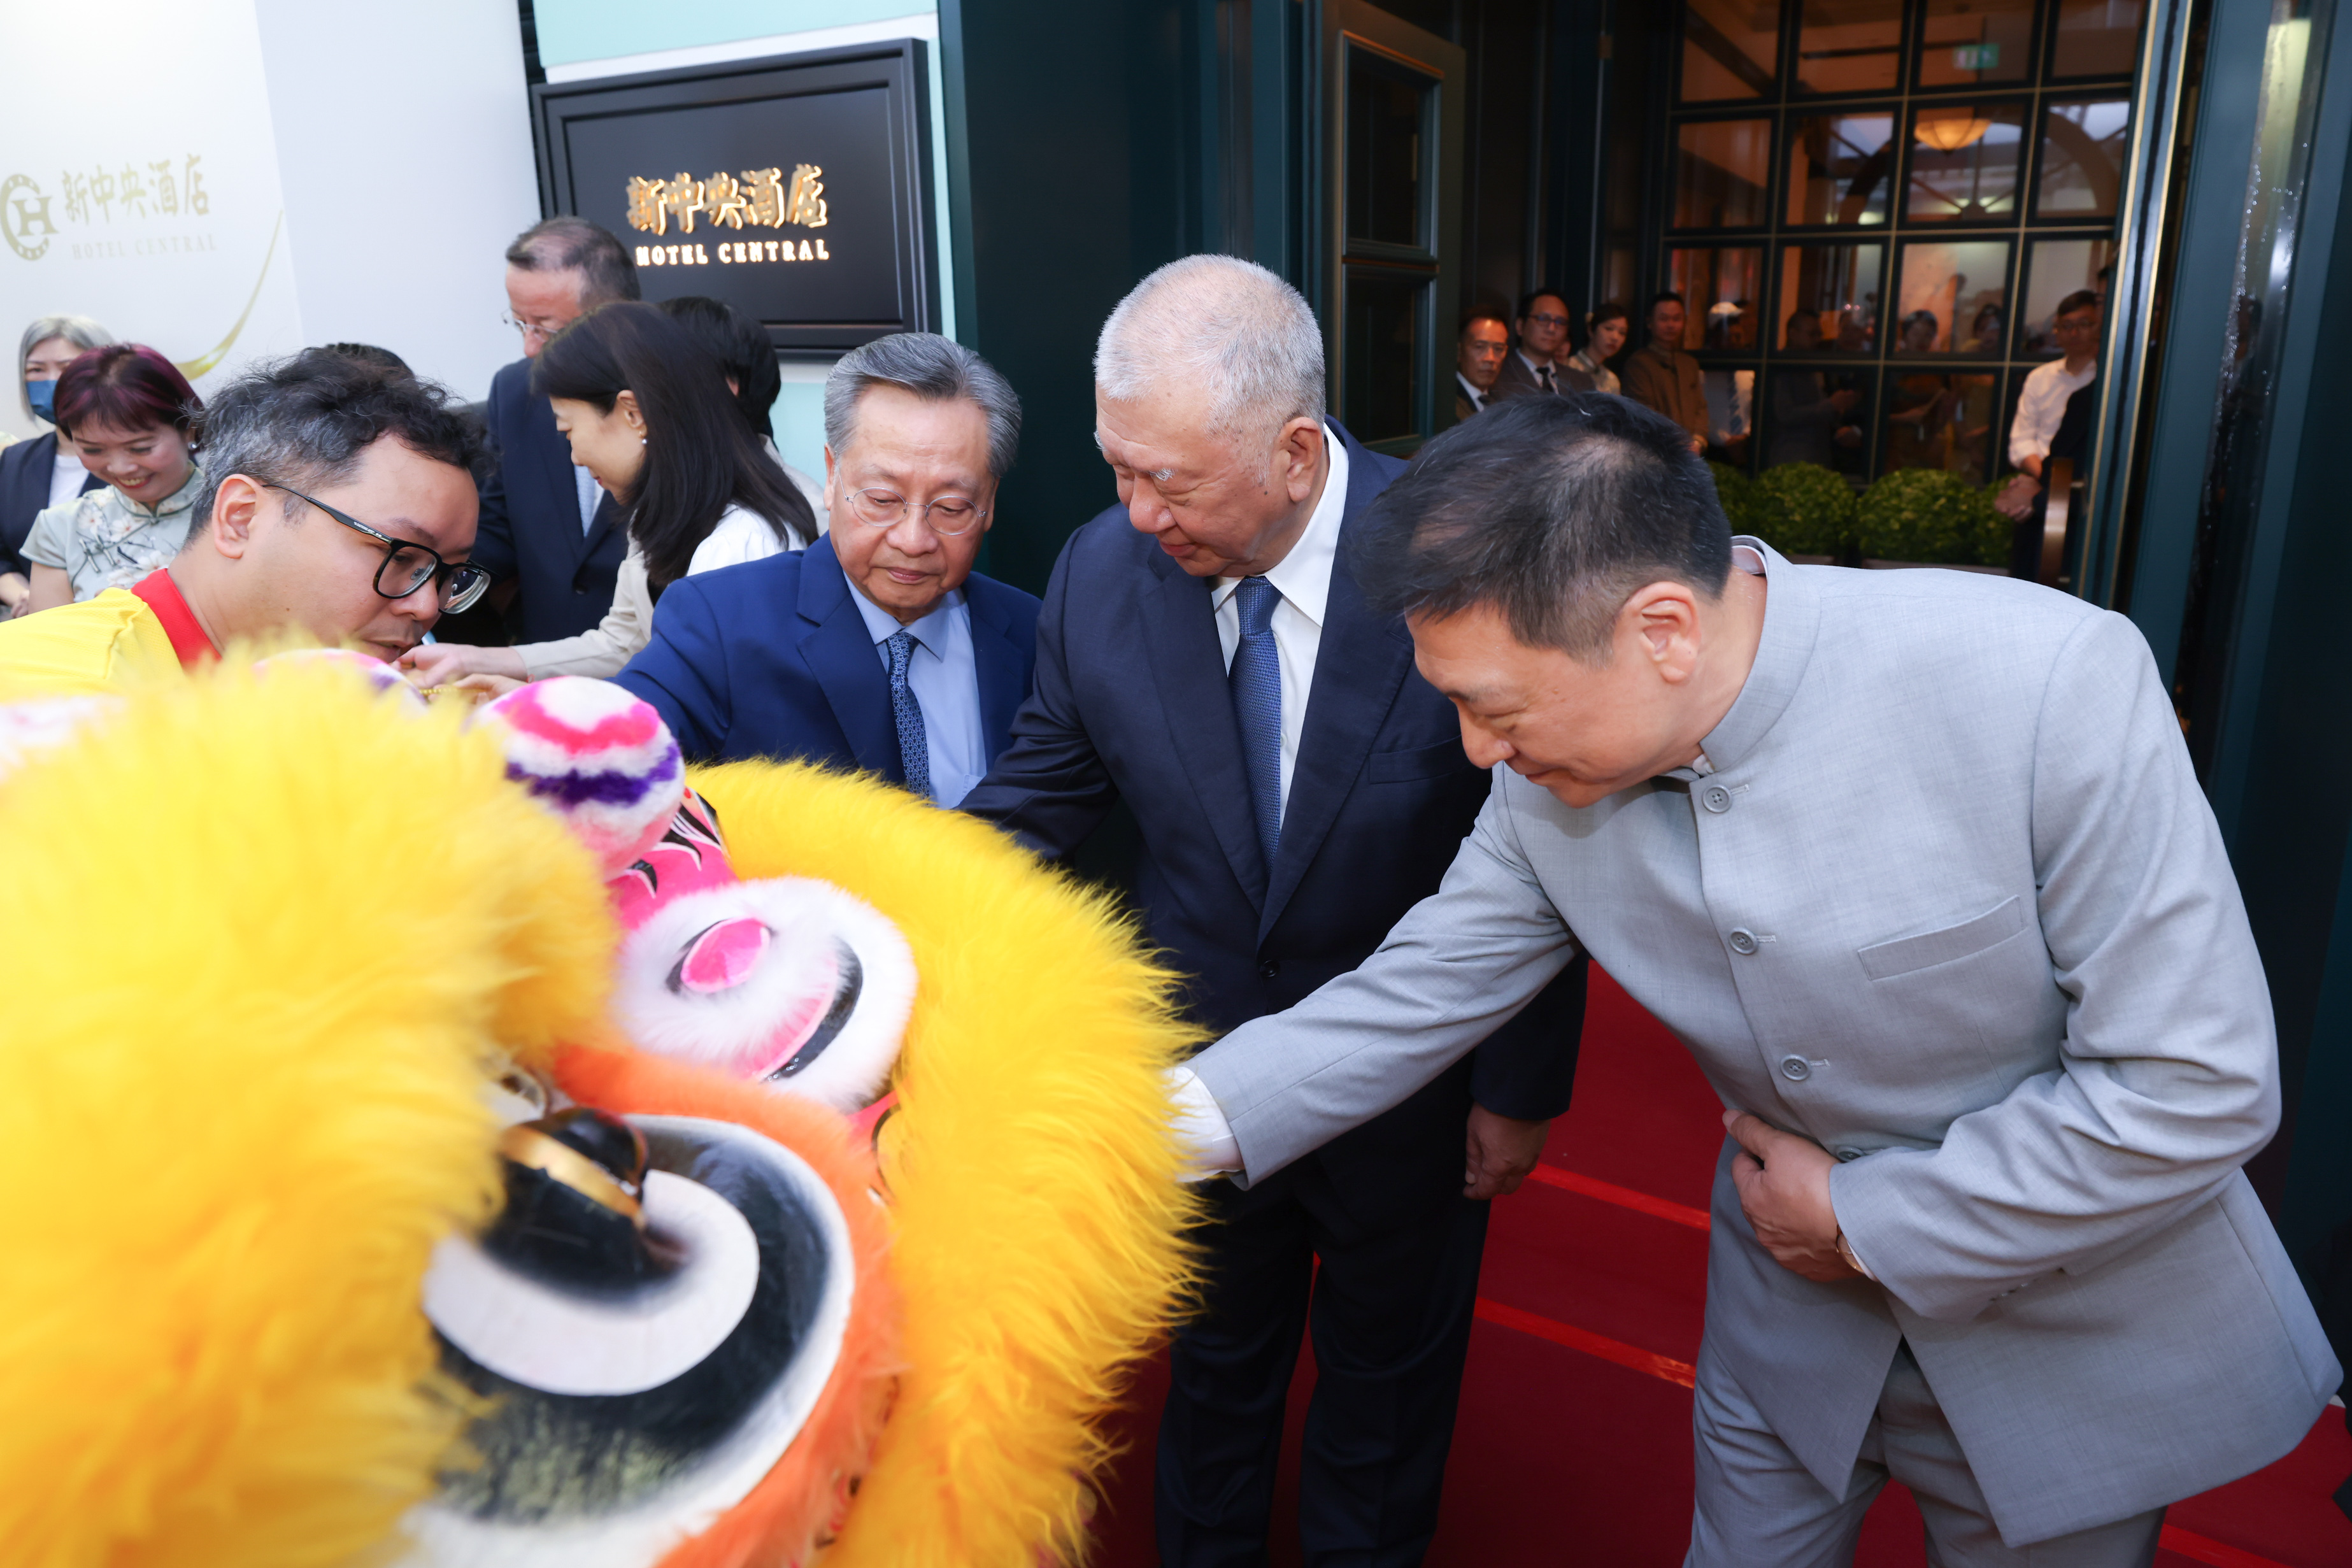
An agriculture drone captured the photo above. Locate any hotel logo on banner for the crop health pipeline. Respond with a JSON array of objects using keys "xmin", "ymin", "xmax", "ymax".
[
  {"xmin": 626, "ymin": 163, "xmax": 830, "ymax": 269},
  {"xmin": 3, "ymin": 155, "xmax": 213, "ymax": 262}
]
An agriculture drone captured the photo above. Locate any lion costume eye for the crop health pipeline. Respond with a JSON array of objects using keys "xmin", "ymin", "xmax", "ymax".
[{"xmin": 613, "ymin": 877, "xmax": 918, "ymax": 1113}]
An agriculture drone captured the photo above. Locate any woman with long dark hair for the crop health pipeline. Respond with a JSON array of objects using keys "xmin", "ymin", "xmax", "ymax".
[{"xmin": 400, "ymin": 302, "xmax": 812, "ymax": 684}]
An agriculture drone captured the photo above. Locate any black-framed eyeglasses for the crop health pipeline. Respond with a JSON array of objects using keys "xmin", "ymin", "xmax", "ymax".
[
  {"xmin": 1523, "ymin": 312, "xmax": 1571, "ymax": 327},
  {"xmin": 844, "ymin": 487, "xmax": 990, "ymax": 537},
  {"xmin": 262, "ymin": 482, "xmax": 492, "ymax": 613}
]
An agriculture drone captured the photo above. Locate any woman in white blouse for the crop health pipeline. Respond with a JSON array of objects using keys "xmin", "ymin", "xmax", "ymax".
[{"xmin": 401, "ymin": 302, "xmax": 814, "ymax": 686}]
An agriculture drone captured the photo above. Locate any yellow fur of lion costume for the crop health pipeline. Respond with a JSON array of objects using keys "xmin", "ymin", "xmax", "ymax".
[{"xmin": 0, "ymin": 661, "xmax": 1197, "ymax": 1568}]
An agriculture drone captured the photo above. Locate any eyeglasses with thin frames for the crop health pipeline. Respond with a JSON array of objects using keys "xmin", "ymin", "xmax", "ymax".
[
  {"xmin": 261, "ymin": 481, "xmax": 492, "ymax": 612},
  {"xmin": 843, "ymin": 487, "xmax": 990, "ymax": 537},
  {"xmin": 501, "ymin": 311, "xmax": 568, "ymax": 343}
]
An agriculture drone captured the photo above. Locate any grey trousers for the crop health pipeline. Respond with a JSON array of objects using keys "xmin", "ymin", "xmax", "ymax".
[{"xmin": 1685, "ymin": 1339, "xmax": 2166, "ymax": 1567}]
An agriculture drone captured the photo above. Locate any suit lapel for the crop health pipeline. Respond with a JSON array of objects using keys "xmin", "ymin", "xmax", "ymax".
[
  {"xmin": 964, "ymin": 579, "xmax": 1027, "ymax": 758},
  {"xmin": 1258, "ymin": 466, "xmax": 1415, "ymax": 939},
  {"xmin": 1142, "ymin": 548, "xmax": 1269, "ymax": 908},
  {"xmin": 795, "ymin": 538, "xmax": 904, "ymax": 780}
]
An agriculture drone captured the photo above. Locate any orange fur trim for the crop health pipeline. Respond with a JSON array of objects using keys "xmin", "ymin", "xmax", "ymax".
[{"xmin": 556, "ymin": 1046, "xmax": 903, "ymax": 1568}]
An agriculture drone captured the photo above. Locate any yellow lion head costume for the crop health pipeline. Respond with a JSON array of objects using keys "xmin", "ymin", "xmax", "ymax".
[{"xmin": 0, "ymin": 660, "xmax": 1197, "ymax": 1568}]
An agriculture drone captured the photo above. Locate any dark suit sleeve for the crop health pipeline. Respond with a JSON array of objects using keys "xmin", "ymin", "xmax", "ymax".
[
  {"xmin": 469, "ymin": 377, "xmax": 520, "ymax": 584},
  {"xmin": 957, "ymin": 533, "xmax": 1120, "ymax": 858},
  {"xmin": 615, "ymin": 578, "xmax": 732, "ymax": 762}
]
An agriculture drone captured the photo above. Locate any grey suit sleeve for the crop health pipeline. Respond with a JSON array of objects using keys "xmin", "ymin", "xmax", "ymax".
[
  {"xmin": 1831, "ymin": 611, "xmax": 2279, "ymax": 1322},
  {"xmin": 1188, "ymin": 775, "xmax": 1583, "ymax": 1183}
]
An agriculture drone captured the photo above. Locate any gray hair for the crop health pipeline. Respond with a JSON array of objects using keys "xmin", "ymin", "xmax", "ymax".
[
  {"xmin": 18, "ymin": 314, "xmax": 113, "ymax": 424},
  {"xmin": 504, "ymin": 217, "xmax": 641, "ymax": 307},
  {"xmin": 1094, "ymin": 255, "xmax": 1325, "ymax": 448},
  {"xmin": 822, "ymin": 332, "xmax": 1022, "ymax": 479}
]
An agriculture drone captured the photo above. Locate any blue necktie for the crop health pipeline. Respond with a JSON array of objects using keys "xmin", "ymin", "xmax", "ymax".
[
  {"xmin": 885, "ymin": 629, "xmax": 931, "ymax": 801},
  {"xmin": 1230, "ymin": 576, "xmax": 1283, "ymax": 860}
]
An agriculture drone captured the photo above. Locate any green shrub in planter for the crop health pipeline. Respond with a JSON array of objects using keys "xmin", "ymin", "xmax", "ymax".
[
  {"xmin": 1706, "ymin": 460, "xmax": 1757, "ymax": 534},
  {"xmin": 1855, "ymin": 467, "xmax": 2010, "ymax": 566},
  {"xmin": 1751, "ymin": 462, "xmax": 1857, "ymax": 558}
]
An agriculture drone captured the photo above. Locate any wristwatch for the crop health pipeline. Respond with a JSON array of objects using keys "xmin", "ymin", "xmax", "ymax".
[{"xmin": 1835, "ymin": 1230, "xmax": 1875, "ymax": 1281}]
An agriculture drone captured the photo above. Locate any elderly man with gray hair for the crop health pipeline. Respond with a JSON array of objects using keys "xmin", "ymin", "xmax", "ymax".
[
  {"xmin": 615, "ymin": 331, "xmax": 1037, "ymax": 801},
  {"xmin": 961, "ymin": 255, "xmax": 1586, "ymax": 1567}
]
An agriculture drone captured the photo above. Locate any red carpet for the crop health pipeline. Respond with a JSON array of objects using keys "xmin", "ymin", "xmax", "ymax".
[{"xmin": 1085, "ymin": 970, "xmax": 2352, "ymax": 1566}]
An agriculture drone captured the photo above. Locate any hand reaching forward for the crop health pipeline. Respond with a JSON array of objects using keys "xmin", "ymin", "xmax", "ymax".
[
  {"xmin": 1725, "ymin": 1110, "xmax": 1857, "ymax": 1282},
  {"xmin": 1464, "ymin": 1104, "xmax": 1549, "ymax": 1199}
]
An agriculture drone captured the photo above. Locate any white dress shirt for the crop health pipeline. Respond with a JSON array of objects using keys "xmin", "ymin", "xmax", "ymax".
[
  {"xmin": 571, "ymin": 464, "xmax": 604, "ymax": 535},
  {"xmin": 1455, "ymin": 371, "xmax": 1487, "ymax": 413},
  {"xmin": 2007, "ymin": 357, "xmax": 2097, "ymax": 467},
  {"xmin": 1206, "ymin": 429, "xmax": 1350, "ymax": 818},
  {"xmin": 48, "ymin": 443, "xmax": 86, "ymax": 509},
  {"xmin": 846, "ymin": 578, "xmax": 987, "ymax": 808}
]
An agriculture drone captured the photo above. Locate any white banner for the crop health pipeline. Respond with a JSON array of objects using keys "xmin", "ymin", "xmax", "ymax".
[{"xmin": 0, "ymin": 0, "xmax": 306, "ymax": 436}]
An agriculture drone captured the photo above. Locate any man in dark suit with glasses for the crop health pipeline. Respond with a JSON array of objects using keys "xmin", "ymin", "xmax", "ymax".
[
  {"xmin": 467, "ymin": 218, "xmax": 640, "ymax": 645},
  {"xmin": 1490, "ymin": 288, "xmax": 1596, "ymax": 401},
  {"xmin": 617, "ymin": 334, "xmax": 1039, "ymax": 800}
]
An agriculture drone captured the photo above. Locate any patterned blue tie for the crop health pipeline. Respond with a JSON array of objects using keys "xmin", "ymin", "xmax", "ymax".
[
  {"xmin": 1230, "ymin": 576, "xmax": 1283, "ymax": 860},
  {"xmin": 885, "ymin": 629, "xmax": 931, "ymax": 801}
]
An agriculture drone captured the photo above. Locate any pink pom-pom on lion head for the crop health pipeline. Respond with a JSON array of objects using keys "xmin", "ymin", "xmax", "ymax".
[{"xmin": 481, "ymin": 678, "xmax": 685, "ymax": 876}]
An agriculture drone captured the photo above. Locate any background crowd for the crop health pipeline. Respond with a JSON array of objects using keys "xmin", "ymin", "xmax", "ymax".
[{"xmin": 1446, "ymin": 282, "xmax": 2104, "ymax": 575}]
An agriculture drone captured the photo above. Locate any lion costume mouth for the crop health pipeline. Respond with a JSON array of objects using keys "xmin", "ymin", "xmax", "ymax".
[{"xmin": 410, "ymin": 1114, "xmax": 860, "ymax": 1567}]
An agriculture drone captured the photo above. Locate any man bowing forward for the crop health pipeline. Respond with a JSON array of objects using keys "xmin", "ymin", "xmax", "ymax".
[
  {"xmin": 1175, "ymin": 394, "xmax": 2338, "ymax": 1566},
  {"xmin": 962, "ymin": 256, "xmax": 1587, "ymax": 1567}
]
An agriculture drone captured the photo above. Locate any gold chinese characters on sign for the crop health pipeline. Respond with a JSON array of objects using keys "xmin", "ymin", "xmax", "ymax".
[{"xmin": 626, "ymin": 164, "xmax": 826, "ymax": 236}]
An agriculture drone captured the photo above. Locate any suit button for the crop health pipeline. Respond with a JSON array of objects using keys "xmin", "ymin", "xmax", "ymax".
[
  {"xmin": 1727, "ymin": 928, "xmax": 1759, "ymax": 955},
  {"xmin": 1258, "ymin": 959, "xmax": 1280, "ymax": 980},
  {"xmin": 1835, "ymin": 1146, "xmax": 1864, "ymax": 1162},
  {"xmin": 1701, "ymin": 783, "xmax": 1732, "ymax": 813},
  {"xmin": 1778, "ymin": 1055, "xmax": 1811, "ymax": 1082}
]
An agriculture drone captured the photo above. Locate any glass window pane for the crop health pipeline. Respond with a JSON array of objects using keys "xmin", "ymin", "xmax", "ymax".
[
  {"xmin": 1798, "ymin": 0, "xmax": 1903, "ymax": 95},
  {"xmin": 1883, "ymin": 370, "xmax": 2002, "ymax": 484},
  {"xmin": 1777, "ymin": 243, "xmax": 1883, "ymax": 350},
  {"xmin": 1919, "ymin": 0, "xmax": 2034, "ymax": 85},
  {"xmin": 1895, "ymin": 239, "xmax": 2013, "ymax": 353},
  {"xmin": 2053, "ymin": 0, "xmax": 2143, "ymax": 76},
  {"xmin": 1667, "ymin": 247, "xmax": 1765, "ymax": 348},
  {"xmin": 1786, "ymin": 113, "xmax": 1895, "ymax": 225},
  {"xmin": 2020, "ymin": 238, "xmax": 2116, "ymax": 354},
  {"xmin": 2037, "ymin": 99, "xmax": 2130, "ymax": 218},
  {"xmin": 1683, "ymin": 0, "xmax": 1781, "ymax": 101},
  {"xmin": 1345, "ymin": 50, "xmax": 1432, "ymax": 248},
  {"xmin": 1906, "ymin": 103, "xmax": 2028, "ymax": 222},
  {"xmin": 1676, "ymin": 119, "xmax": 1774, "ymax": 227},
  {"xmin": 1765, "ymin": 364, "xmax": 1874, "ymax": 474},
  {"xmin": 1343, "ymin": 271, "xmax": 1425, "ymax": 443}
]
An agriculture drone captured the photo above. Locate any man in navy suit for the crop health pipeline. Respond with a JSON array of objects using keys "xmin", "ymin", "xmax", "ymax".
[
  {"xmin": 960, "ymin": 257, "xmax": 1586, "ymax": 1567},
  {"xmin": 617, "ymin": 334, "xmax": 1037, "ymax": 801},
  {"xmin": 469, "ymin": 218, "xmax": 638, "ymax": 643}
]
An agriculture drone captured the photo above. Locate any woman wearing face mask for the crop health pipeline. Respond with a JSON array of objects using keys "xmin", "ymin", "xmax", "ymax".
[
  {"xmin": 398, "ymin": 302, "xmax": 813, "ymax": 687},
  {"xmin": 0, "ymin": 315, "xmax": 116, "ymax": 614},
  {"xmin": 20, "ymin": 345, "xmax": 203, "ymax": 615}
]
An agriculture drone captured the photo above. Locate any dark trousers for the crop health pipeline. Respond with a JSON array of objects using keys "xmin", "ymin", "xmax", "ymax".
[{"xmin": 1155, "ymin": 1157, "xmax": 1490, "ymax": 1568}]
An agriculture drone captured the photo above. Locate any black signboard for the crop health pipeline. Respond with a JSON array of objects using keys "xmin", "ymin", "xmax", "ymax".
[{"xmin": 533, "ymin": 42, "xmax": 935, "ymax": 355}]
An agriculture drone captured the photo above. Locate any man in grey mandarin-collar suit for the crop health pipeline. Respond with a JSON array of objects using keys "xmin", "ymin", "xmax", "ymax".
[{"xmin": 1172, "ymin": 394, "xmax": 2338, "ymax": 1564}]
